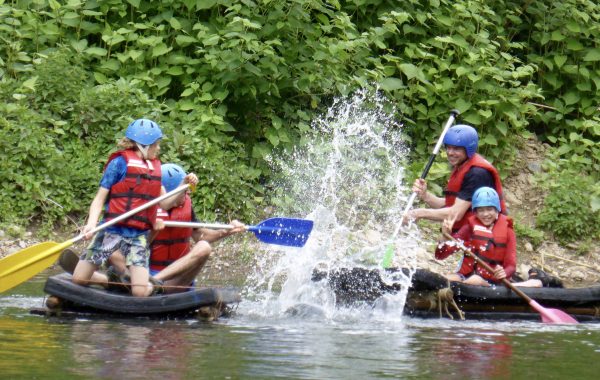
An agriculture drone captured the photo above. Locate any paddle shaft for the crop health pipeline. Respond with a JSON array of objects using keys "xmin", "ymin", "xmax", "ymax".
[
  {"xmin": 77, "ymin": 184, "xmax": 191, "ymax": 242},
  {"xmin": 441, "ymin": 232, "xmax": 578, "ymax": 323},
  {"xmin": 163, "ymin": 221, "xmax": 233, "ymax": 230},
  {"xmin": 164, "ymin": 220, "xmax": 290, "ymax": 233},
  {"xmin": 442, "ymin": 232, "xmax": 532, "ymax": 301},
  {"xmin": 401, "ymin": 109, "xmax": 460, "ymax": 219},
  {"xmin": 0, "ymin": 184, "xmax": 189, "ymax": 280}
]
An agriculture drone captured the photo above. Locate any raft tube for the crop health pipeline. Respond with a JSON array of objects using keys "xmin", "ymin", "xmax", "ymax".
[
  {"xmin": 36, "ymin": 273, "xmax": 241, "ymax": 318},
  {"xmin": 313, "ymin": 267, "xmax": 600, "ymax": 322}
]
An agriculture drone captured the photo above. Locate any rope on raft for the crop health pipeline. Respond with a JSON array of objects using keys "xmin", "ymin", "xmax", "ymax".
[{"xmin": 437, "ymin": 286, "xmax": 465, "ymax": 321}]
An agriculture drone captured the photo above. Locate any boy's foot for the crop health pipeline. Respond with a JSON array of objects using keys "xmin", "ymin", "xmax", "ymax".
[
  {"xmin": 106, "ymin": 267, "xmax": 131, "ymax": 293},
  {"xmin": 58, "ymin": 248, "xmax": 80, "ymax": 274},
  {"xmin": 149, "ymin": 276, "xmax": 165, "ymax": 296},
  {"xmin": 528, "ymin": 268, "xmax": 564, "ymax": 288}
]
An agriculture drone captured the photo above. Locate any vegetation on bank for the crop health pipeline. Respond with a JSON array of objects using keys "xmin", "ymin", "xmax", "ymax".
[{"xmin": 0, "ymin": 0, "xmax": 598, "ymax": 243}]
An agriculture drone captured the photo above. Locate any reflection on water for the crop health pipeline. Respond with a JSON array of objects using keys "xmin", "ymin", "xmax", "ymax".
[{"xmin": 2, "ymin": 303, "xmax": 600, "ymax": 379}]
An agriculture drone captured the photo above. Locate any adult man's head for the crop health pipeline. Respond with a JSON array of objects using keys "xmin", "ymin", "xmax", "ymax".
[{"xmin": 443, "ymin": 124, "xmax": 478, "ymax": 166}]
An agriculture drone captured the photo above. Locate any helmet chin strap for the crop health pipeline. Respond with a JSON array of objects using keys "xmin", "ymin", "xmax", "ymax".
[{"xmin": 136, "ymin": 143, "xmax": 150, "ymax": 160}]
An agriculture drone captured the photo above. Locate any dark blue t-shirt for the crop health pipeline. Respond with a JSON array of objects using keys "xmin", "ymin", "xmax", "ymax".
[{"xmin": 457, "ymin": 167, "xmax": 495, "ymax": 201}]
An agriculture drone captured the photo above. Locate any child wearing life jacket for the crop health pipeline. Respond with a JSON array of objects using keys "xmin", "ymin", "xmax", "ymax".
[
  {"xmin": 435, "ymin": 187, "xmax": 516, "ymax": 286},
  {"xmin": 72, "ymin": 119, "xmax": 169, "ymax": 297},
  {"xmin": 148, "ymin": 163, "xmax": 245, "ymax": 293}
]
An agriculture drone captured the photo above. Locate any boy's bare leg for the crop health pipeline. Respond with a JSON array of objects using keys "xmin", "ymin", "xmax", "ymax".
[
  {"xmin": 72, "ymin": 261, "xmax": 102, "ymax": 286},
  {"xmin": 129, "ymin": 265, "xmax": 153, "ymax": 297},
  {"xmin": 463, "ymin": 274, "xmax": 491, "ymax": 287},
  {"xmin": 153, "ymin": 241, "xmax": 212, "ymax": 292}
]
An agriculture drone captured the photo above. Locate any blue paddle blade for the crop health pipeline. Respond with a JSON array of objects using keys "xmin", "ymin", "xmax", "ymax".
[{"xmin": 247, "ymin": 218, "xmax": 314, "ymax": 247}]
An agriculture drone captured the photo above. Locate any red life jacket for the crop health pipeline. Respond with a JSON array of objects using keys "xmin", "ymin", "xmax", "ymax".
[
  {"xmin": 458, "ymin": 214, "xmax": 512, "ymax": 282},
  {"xmin": 444, "ymin": 153, "xmax": 506, "ymax": 232},
  {"xmin": 104, "ymin": 150, "xmax": 162, "ymax": 230},
  {"xmin": 150, "ymin": 195, "xmax": 193, "ymax": 271}
]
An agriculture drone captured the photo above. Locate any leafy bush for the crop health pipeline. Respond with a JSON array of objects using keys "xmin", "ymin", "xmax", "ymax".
[{"xmin": 536, "ymin": 171, "xmax": 600, "ymax": 243}]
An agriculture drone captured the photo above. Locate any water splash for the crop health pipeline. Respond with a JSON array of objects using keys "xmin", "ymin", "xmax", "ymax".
[{"xmin": 241, "ymin": 90, "xmax": 423, "ymax": 322}]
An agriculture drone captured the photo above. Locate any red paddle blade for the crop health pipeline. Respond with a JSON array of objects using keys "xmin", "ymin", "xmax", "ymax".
[{"xmin": 529, "ymin": 300, "xmax": 578, "ymax": 324}]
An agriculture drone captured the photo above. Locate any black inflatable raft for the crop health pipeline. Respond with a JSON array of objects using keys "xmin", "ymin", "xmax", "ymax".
[
  {"xmin": 32, "ymin": 273, "xmax": 241, "ymax": 319},
  {"xmin": 313, "ymin": 267, "xmax": 600, "ymax": 322}
]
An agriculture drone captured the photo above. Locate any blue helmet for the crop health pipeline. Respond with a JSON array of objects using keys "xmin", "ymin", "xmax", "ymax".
[
  {"xmin": 443, "ymin": 124, "xmax": 478, "ymax": 158},
  {"xmin": 472, "ymin": 187, "xmax": 501, "ymax": 212},
  {"xmin": 125, "ymin": 119, "xmax": 163, "ymax": 145},
  {"xmin": 161, "ymin": 163, "xmax": 186, "ymax": 192}
]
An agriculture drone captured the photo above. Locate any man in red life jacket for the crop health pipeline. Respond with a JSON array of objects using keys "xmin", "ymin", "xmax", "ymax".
[
  {"xmin": 405, "ymin": 124, "xmax": 506, "ymax": 233},
  {"xmin": 148, "ymin": 164, "xmax": 245, "ymax": 293}
]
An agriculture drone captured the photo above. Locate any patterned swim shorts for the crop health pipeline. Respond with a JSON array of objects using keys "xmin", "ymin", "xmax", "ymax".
[{"xmin": 81, "ymin": 230, "xmax": 149, "ymax": 268}]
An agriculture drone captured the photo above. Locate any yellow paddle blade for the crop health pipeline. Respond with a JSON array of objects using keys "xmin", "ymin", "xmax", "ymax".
[{"xmin": 0, "ymin": 240, "xmax": 75, "ymax": 293}]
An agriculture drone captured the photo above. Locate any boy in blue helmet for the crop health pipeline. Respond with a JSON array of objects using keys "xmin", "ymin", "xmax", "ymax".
[
  {"xmin": 435, "ymin": 187, "xmax": 516, "ymax": 286},
  {"xmin": 406, "ymin": 124, "xmax": 506, "ymax": 233},
  {"xmin": 71, "ymin": 119, "xmax": 197, "ymax": 297},
  {"xmin": 148, "ymin": 163, "xmax": 245, "ymax": 293},
  {"xmin": 435, "ymin": 187, "xmax": 555, "ymax": 287}
]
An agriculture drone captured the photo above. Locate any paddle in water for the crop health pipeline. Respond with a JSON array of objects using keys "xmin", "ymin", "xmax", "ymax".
[
  {"xmin": 0, "ymin": 184, "xmax": 191, "ymax": 293},
  {"xmin": 163, "ymin": 217, "xmax": 313, "ymax": 247},
  {"xmin": 442, "ymin": 232, "xmax": 578, "ymax": 324}
]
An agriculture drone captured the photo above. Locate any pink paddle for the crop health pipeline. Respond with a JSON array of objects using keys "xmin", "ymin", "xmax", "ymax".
[{"xmin": 443, "ymin": 233, "xmax": 578, "ymax": 324}]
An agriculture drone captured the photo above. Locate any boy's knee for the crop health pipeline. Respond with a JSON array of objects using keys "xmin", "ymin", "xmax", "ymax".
[
  {"xmin": 190, "ymin": 241, "xmax": 212, "ymax": 258},
  {"xmin": 71, "ymin": 275, "xmax": 88, "ymax": 286}
]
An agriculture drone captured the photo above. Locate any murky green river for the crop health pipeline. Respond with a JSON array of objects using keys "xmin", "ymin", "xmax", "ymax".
[{"xmin": 2, "ymin": 270, "xmax": 600, "ymax": 380}]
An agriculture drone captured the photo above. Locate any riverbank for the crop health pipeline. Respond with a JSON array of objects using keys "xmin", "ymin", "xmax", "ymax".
[{"xmin": 1, "ymin": 138, "xmax": 598, "ymax": 287}]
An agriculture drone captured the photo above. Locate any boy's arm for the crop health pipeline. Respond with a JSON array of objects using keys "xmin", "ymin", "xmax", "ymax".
[{"xmin": 82, "ymin": 187, "xmax": 109, "ymax": 239}]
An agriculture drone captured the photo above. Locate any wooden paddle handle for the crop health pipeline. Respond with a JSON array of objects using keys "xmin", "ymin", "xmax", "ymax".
[{"xmin": 442, "ymin": 232, "xmax": 533, "ymax": 302}]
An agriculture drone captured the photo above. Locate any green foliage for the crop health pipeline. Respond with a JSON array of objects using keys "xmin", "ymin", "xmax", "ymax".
[
  {"xmin": 513, "ymin": 221, "xmax": 545, "ymax": 248},
  {"xmin": 0, "ymin": 0, "xmax": 598, "ymax": 240},
  {"xmin": 536, "ymin": 171, "xmax": 600, "ymax": 243},
  {"xmin": 518, "ymin": 1, "xmax": 600, "ymax": 174}
]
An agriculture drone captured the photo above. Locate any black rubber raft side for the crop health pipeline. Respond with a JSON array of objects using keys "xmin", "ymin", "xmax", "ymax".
[
  {"xmin": 312, "ymin": 267, "xmax": 600, "ymax": 322},
  {"xmin": 42, "ymin": 273, "xmax": 241, "ymax": 316}
]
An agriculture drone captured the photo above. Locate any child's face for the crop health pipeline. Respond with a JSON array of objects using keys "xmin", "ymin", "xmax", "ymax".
[
  {"xmin": 475, "ymin": 206, "xmax": 498, "ymax": 227},
  {"xmin": 147, "ymin": 141, "xmax": 161, "ymax": 159}
]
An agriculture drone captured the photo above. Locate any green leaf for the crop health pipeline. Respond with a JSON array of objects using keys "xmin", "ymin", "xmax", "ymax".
[
  {"xmin": 379, "ymin": 77, "xmax": 404, "ymax": 91},
  {"xmin": 196, "ymin": 0, "xmax": 217, "ymax": 10},
  {"xmin": 202, "ymin": 34, "xmax": 220, "ymax": 46},
  {"xmin": 152, "ymin": 43, "xmax": 172, "ymax": 57},
  {"xmin": 70, "ymin": 39, "xmax": 88, "ymax": 52},
  {"xmin": 399, "ymin": 63, "xmax": 419, "ymax": 80},
  {"xmin": 169, "ymin": 17, "xmax": 182, "ymax": 30},
  {"xmin": 563, "ymin": 92, "xmax": 580, "ymax": 106},
  {"xmin": 554, "ymin": 55, "xmax": 567, "ymax": 68},
  {"xmin": 127, "ymin": 0, "xmax": 141, "ymax": 7},
  {"xmin": 583, "ymin": 49, "xmax": 600, "ymax": 62},
  {"xmin": 85, "ymin": 47, "xmax": 107, "ymax": 57},
  {"xmin": 180, "ymin": 88, "xmax": 195, "ymax": 97},
  {"xmin": 176, "ymin": 35, "xmax": 197, "ymax": 46},
  {"xmin": 482, "ymin": 134, "xmax": 497, "ymax": 146}
]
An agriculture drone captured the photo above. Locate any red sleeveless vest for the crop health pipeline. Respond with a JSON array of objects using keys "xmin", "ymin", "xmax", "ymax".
[
  {"xmin": 444, "ymin": 153, "xmax": 506, "ymax": 232},
  {"xmin": 458, "ymin": 214, "xmax": 512, "ymax": 281},
  {"xmin": 150, "ymin": 195, "xmax": 193, "ymax": 271},
  {"xmin": 104, "ymin": 150, "xmax": 162, "ymax": 230}
]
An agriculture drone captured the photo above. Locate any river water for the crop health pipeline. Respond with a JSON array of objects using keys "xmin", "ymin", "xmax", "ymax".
[
  {"xmin": 2, "ymin": 92, "xmax": 600, "ymax": 378},
  {"xmin": 2, "ymin": 272, "xmax": 600, "ymax": 379}
]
